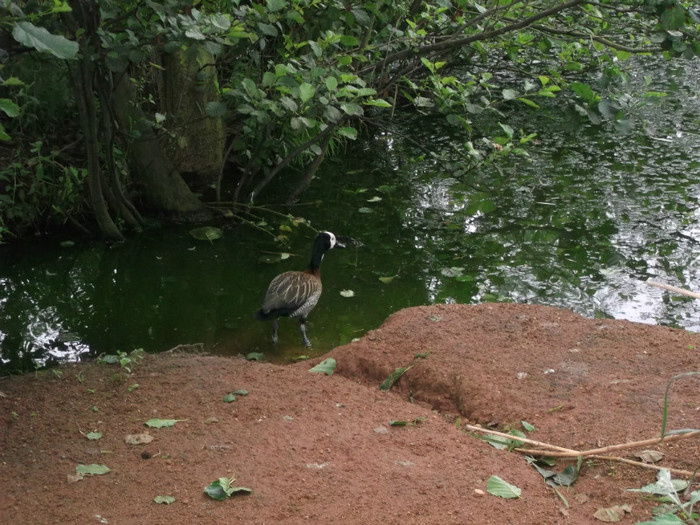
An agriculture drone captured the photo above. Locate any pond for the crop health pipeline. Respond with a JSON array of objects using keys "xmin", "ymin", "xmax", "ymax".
[{"xmin": 2, "ymin": 56, "xmax": 700, "ymax": 374}]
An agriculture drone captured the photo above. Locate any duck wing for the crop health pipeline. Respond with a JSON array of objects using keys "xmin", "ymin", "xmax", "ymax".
[{"xmin": 260, "ymin": 271, "xmax": 322, "ymax": 318}]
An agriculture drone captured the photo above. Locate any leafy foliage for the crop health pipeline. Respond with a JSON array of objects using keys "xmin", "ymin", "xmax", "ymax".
[{"xmin": 1, "ymin": 1, "xmax": 699, "ymax": 240}]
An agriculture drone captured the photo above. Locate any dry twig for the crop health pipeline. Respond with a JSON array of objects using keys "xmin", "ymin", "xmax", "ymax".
[{"xmin": 465, "ymin": 424, "xmax": 700, "ymax": 478}]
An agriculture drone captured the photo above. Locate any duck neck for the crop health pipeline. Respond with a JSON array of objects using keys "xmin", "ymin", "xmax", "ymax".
[
  {"xmin": 308, "ymin": 253, "xmax": 323, "ymax": 275},
  {"xmin": 307, "ymin": 243, "xmax": 326, "ymax": 275}
]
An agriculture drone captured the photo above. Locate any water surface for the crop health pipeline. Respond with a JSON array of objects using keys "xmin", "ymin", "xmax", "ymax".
[{"xmin": 2, "ymin": 56, "xmax": 700, "ymax": 373}]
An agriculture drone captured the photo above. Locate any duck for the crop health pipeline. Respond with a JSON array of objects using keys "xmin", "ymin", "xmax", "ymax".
[{"xmin": 255, "ymin": 231, "xmax": 344, "ymax": 346}]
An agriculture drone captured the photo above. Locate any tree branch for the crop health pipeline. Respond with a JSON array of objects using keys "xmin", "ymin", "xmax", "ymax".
[
  {"xmin": 360, "ymin": 0, "xmax": 588, "ymax": 75},
  {"xmin": 530, "ymin": 23, "xmax": 663, "ymax": 54},
  {"xmin": 249, "ymin": 123, "xmax": 338, "ymax": 202}
]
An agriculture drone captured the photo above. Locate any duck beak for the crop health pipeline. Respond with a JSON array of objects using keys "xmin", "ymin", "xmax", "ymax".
[{"xmin": 334, "ymin": 235, "xmax": 352, "ymax": 248}]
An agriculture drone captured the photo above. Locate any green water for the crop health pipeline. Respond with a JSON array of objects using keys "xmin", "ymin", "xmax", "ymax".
[{"xmin": 2, "ymin": 56, "xmax": 700, "ymax": 373}]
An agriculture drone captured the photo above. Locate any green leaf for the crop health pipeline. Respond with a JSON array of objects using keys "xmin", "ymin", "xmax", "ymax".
[
  {"xmin": 0, "ymin": 99, "xmax": 20, "ymax": 118},
  {"xmin": 521, "ymin": 421, "xmax": 535, "ymax": 432},
  {"xmin": 634, "ymin": 514, "xmax": 685, "ymax": 525},
  {"xmin": 337, "ymin": 127, "xmax": 357, "ymax": 140},
  {"xmin": 144, "ymin": 418, "xmax": 184, "ymax": 428},
  {"xmin": 340, "ymin": 102, "xmax": 363, "ymax": 116},
  {"xmin": 378, "ymin": 275, "xmax": 396, "ymax": 284},
  {"xmin": 364, "ymin": 98, "xmax": 392, "ymax": 108},
  {"xmin": 627, "ymin": 469, "xmax": 688, "ymax": 496},
  {"xmin": 223, "ymin": 393, "xmax": 237, "ymax": 403},
  {"xmin": 502, "ymin": 89, "xmax": 517, "ymax": 100},
  {"xmin": 98, "ymin": 354, "xmax": 120, "ymax": 365},
  {"xmin": 12, "ymin": 21, "xmax": 79, "ymax": 59},
  {"xmin": 233, "ymin": 389, "xmax": 249, "ymax": 396},
  {"xmin": 2, "ymin": 77, "xmax": 26, "ymax": 87},
  {"xmin": 309, "ymin": 358, "xmax": 336, "ymax": 375},
  {"xmin": 339, "ymin": 289, "xmax": 355, "ymax": 297},
  {"xmin": 379, "ymin": 365, "xmax": 414, "ymax": 391},
  {"xmin": 340, "ymin": 35, "xmax": 359, "ymax": 47},
  {"xmin": 286, "ymin": 10, "xmax": 304, "ymax": 24},
  {"xmin": 498, "ymin": 123, "xmax": 514, "ymax": 139},
  {"xmin": 189, "ymin": 226, "xmax": 223, "ymax": 241},
  {"xmin": 204, "ymin": 476, "xmax": 252, "ymax": 500},
  {"xmin": 552, "ymin": 464, "xmax": 579, "ymax": 487},
  {"xmin": 570, "ymin": 82, "xmax": 598, "ymax": 104},
  {"xmin": 0, "ymin": 123, "xmax": 10, "ymax": 141},
  {"xmin": 154, "ymin": 495, "xmax": 175, "ymax": 505},
  {"xmin": 517, "ymin": 97, "xmax": 540, "ymax": 109},
  {"xmin": 257, "ymin": 22, "xmax": 278, "ymax": 37},
  {"xmin": 486, "ymin": 476, "xmax": 522, "ymax": 499},
  {"xmin": 76, "ymin": 464, "xmax": 111, "ymax": 476},
  {"xmin": 85, "ymin": 431, "xmax": 102, "ymax": 441},
  {"xmin": 266, "ymin": 0, "xmax": 287, "ymax": 12},
  {"xmin": 299, "ymin": 83, "xmax": 315, "ymax": 103},
  {"xmin": 325, "ymin": 77, "xmax": 338, "ymax": 92},
  {"xmin": 204, "ymin": 479, "xmax": 230, "ymax": 500},
  {"xmin": 246, "ymin": 352, "xmax": 264, "ymax": 361}
]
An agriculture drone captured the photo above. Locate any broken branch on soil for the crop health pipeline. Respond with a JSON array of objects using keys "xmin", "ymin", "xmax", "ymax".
[
  {"xmin": 466, "ymin": 424, "xmax": 700, "ymax": 478},
  {"xmin": 464, "ymin": 424, "xmax": 580, "ymax": 454}
]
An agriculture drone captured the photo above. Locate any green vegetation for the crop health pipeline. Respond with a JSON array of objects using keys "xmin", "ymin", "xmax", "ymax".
[{"xmin": 1, "ymin": 1, "xmax": 699, "ymax": 242}]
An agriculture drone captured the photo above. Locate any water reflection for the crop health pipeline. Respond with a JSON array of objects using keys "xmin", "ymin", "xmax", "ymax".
[{"xmin": 2, "ymin": 56, "xmax": 700, "ymax": 372}]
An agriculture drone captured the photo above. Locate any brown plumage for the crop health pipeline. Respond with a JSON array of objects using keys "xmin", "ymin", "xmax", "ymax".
[{"xmin": 255, "ymin": 231, "xmax": 343, "ymax": 346}]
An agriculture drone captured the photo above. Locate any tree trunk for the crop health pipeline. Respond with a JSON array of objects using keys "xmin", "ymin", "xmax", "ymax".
[
  {"xmin": 112, "ymin": 75, "xmax": 203, "ymax": 213},
  {"xmin": 65, "ymin": 0, "xmax": 125, "ymax": 241},
  {"xmin": 158, "ymin": 45, "xmax": 226, "ymax": 193},
  {"xmin": 70, "ymin": 60, "xmax": 125, "ymax": 242}
]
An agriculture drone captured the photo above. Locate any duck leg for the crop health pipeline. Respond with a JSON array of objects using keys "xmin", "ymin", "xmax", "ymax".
[
  {"xmin": 272, "ymin": 318, "xmax": 279, "ymax": 343},
  {"xmin": 299, "ymin": 318, "xmax": 311, "ymax": 347}
]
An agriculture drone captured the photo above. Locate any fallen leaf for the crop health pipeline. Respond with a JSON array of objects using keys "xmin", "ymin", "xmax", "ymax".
[
  {"xmin": 125, "ymin": 433, "xmax": 154, "ymax": 445},
  {"xmin": 380, "ymin": 365, "xmax": 414, "ymax": 391},
  {"xmin": 75, "ymin": 464, "xmax": 111, "ymax": 476},
  {"xmin": 144, "ymin": 418, "xmax": 184, "ymax": 428},
  {"xmin": 486, "ymin": 476, "xmax": 522, "ymax": 499},
  {"xmin": 309, "ymin": 358, "xmax": 336, "ymax": 375},
  {"xmin": 204, "ymin": 475, "xmax": 252, "ymax": 501},
  {"xmin": 593, "ymin": 504, "xmax": 631, "ymax": 522},
  {"xmin": 154, "ymin": 495, "xmax": 175, "ymax": 505},
  {"xmin": 189, "ymin": 226, "xmax": 223, "ymax": 241},
  {"xmin": 634, "ymin": 450, "xmax": 664, "ymax": 463}
]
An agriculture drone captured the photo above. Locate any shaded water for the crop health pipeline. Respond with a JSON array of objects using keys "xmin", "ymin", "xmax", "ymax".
[{"xmin": 2, "ymin": 56, "xmax": 700, "ymax": 373}]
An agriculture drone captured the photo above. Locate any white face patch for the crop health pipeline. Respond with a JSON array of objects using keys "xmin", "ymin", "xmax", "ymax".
[{"xmin": 324, "ymin": 231, "xmax": 337, "ymax": 249}]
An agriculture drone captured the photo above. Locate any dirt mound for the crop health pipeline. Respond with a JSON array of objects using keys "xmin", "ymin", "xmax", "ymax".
[{"xmin": 1, "ymin": 303, "xmax": 698, "ymax": 524}]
